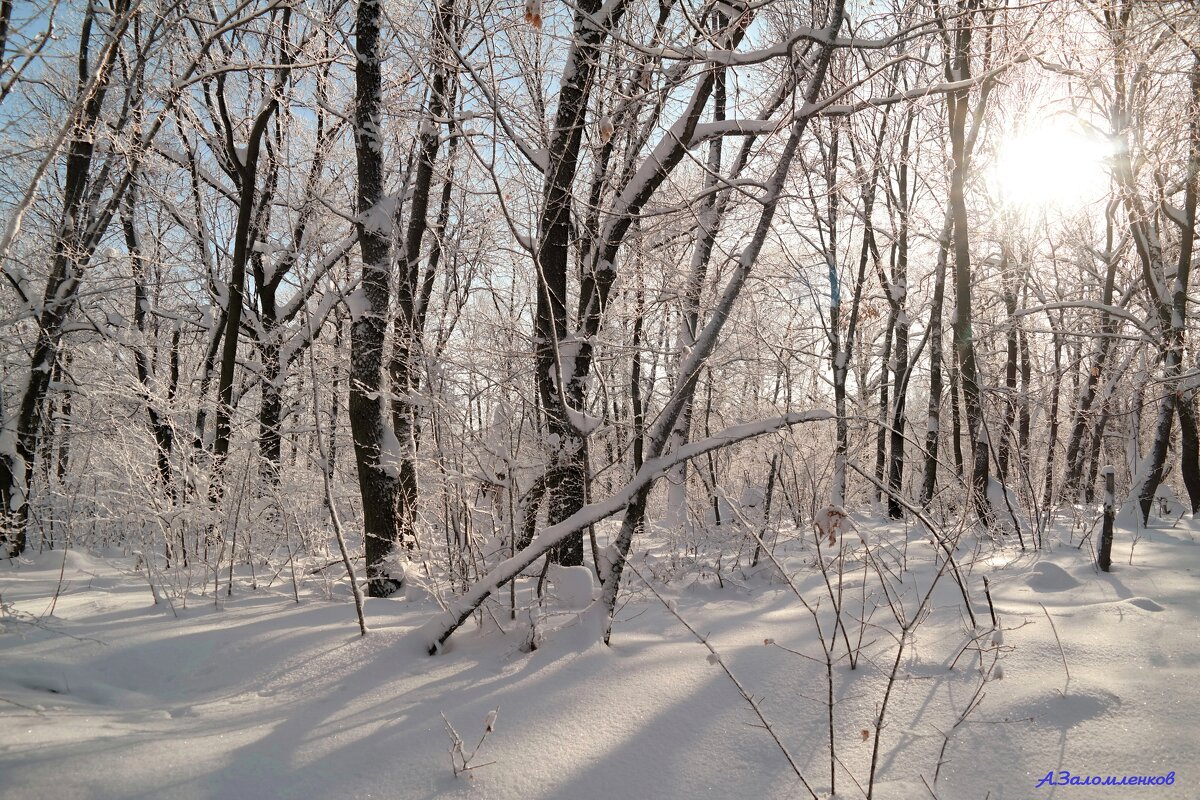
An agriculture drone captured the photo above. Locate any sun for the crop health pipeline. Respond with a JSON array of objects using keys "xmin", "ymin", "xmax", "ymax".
[{"xmin": 990, "ymin": 120, "xmax": 1111, "ymax": 215}]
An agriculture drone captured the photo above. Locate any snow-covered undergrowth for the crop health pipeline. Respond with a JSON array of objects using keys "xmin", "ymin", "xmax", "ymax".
[{"xmin": 2, "ymin": 514, "xmax": 1196, "ymax": 799}]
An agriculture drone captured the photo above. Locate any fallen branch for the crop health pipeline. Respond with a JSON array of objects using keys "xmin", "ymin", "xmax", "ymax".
[{"xmin": 416, "ymin": 410, "xmax": 832, "ymax": 654}]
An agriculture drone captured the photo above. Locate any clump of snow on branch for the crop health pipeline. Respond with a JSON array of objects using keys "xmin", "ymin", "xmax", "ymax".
[
  {"xmin": 813, "ymin": 504, "xmax": 847, "ymax": 546},
  {"xmin": 546, "ymin": 565, "xmax": 595, "ymax": 610},
  {"xmin": 523, "ymin": 0, "xmax": 542, "ymax": 29}
]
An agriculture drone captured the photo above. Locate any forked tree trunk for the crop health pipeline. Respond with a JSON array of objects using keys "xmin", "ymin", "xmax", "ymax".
[{"xmin": 1, "ymin": 0, "xmax": 133, "ymax": 555}]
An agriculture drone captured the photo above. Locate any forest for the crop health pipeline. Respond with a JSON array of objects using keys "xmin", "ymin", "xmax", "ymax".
[{"xmin": 1, "ymin": 0, "xmax": 1197, "ymax": 797}]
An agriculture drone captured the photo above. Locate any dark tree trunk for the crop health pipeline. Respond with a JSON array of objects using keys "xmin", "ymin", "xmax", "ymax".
[
  {"xmin": 1113, "ymin": 45, "xmax": 1198, "ymax": 523},
  {"xmin": 1084, "ymin": 402, "xmax": 1111, "ymax": 504},
  {"xmin": 1175, "ymin": 58, "xmax": 1200, "ymax": 514},
  {"xmin": 124, "ymin": 184, "xmax": 176, "ymax": 496},
  {"xmin": 665, "ymin": 37, "xmax": 725, "ymax": 532},
  {"xmin": 386, "ymin": 0, "xmax": 457, "ymax": 561},
  {"xmin": 601, "ymin": 5, "xmax": 844, "ymax": 641},
  {"xmin": 997, "ymin": 244, "xmax": 1018, "ymax": 483},
  {"xmin": 920, "ymin": 231, "xmax": 950, "ymax": 507},
  {"xmin": 1017, "ymin": 287, "xmax": 1031, "ymax": 463},
  {"xmin": 886, "ymin": 111, "xmax": 913, "ymax": 519},
  {"xmin": 949, "ymin": 356, "xmax": 965, "ymax": 480},
  {"xmin": 351, "ymin": 0, "xmax": 404, "ymax": 596},
  {"xmin": 1062, "ymin": 234, "xmax": 1118, "ymax": 501},
  {"xmin": 2, "ymin": 1, "xmax": 130, "ymax": 555},
  {"xmin": 532, "ymin": 0, "xmax": 620, "ymax": 565},
  {"xmin": 874, "ymin": 315, "xmax": 894, "ymax": 504},
  {"xmin": 1041, "ymin": 323, "xmax": 1064, "ymax": 523},
  {"xmin": 210, "ymin": 8, "xmax": 290, "ymax": 488},
  {"xmin": 946, "ymin": 5, "xmax": 992, "ymax": 525},
  {"xmin": 1179, "ymin": 399, "xmax": 1200, "ymax": 513},
  {"xmin": 919, "ymin": 71, "xmax": 993, "ymax": 509}
]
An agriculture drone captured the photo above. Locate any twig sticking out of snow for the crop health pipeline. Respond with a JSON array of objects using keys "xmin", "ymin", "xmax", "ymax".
[
  {"xmin": 442, "ymin": 707, "xmax": 500, "ymax": 778},
  {"xmin": 1039, "ymin": 603, "xmax": 1070, "ymax": 694},
  {"xmin": 626, "ymin": 562, "xmax": 819, "ymax": 800}
]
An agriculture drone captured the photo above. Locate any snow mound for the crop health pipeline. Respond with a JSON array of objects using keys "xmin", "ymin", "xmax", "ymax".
[
  {"xmin": 1024, "ymin": 562, "xmax": 1081, "ymax": 592},
  {"xmin": 1125, "ymin": 596, "xmax": 1165, "ymax": 612},
  {"xmin": 813, "ymin": 504, "xmax": 847, "ymax": 545},
  {"xmin": 987, "ymin": 478, "xmax": 1029, "ymax": 535},
  {"xmin": 1, "ymin": 666, "xmax": 150, "ymax": 709},
  {"xmin": 546, "ymin": 565, "xmax": 595, "ymax": 610}
]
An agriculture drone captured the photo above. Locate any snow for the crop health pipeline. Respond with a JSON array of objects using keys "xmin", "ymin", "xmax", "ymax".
[
  {"xmin": 345, "ymin": 288, "xmax": 371, "ymax": 322},
  {"xmin": 378, "ymin": 416, "xmax": 404, "ymax": 478},
  {"xmin": 566, "ymin": 407, "xmax": 601, "ymax": 435},
  {"xmin": 3, "ymin": 514, "xmax": 1200, "ymax": 799},
  {"xmin": 545, "ymin": 565, "xmax": 595, "ymax": 609},
  {"xmin": 597, "ymin": 116, "xmax": 614, "ymax": 145},
  {"xmin": 987, "ymin": 478, "xmax": 1029, "ymax": 536},
  {"xmin": 358, "ymin": 194, "xmax": 398, "ymax": 235},
  {"xmin": 813, "ymin": 504, "xmax": 847, "ymax": 544}
]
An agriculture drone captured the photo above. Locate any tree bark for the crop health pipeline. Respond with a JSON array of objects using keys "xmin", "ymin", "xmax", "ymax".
[
  {"xmin": 123, "ymin": 183, "xmax": 176, "ymax": 496},
  {"xmin": 1062, "ymin": 219, "xmax": 1119, "ymax": 501},
  {"xmin": 210, "ymin": 7, "xmax": 290, "ymax": 488},
  {"xmin": 1, "ymin": 0, "xmax": 132, "ymax": 555},
  {"xmin": 351, "ymin": 0, "xmax": 404, "ymax": 596},
  {"xmin": 885, "ymin": 110, "xmax": 913, "ymax": 519},
  {"xmin": 945, "ymin": 2, "xmax": 993, "ymax": 526}
]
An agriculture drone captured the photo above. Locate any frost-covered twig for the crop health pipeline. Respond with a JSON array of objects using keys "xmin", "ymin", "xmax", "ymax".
[
  {"xmin": 306, "ymin": 307, "xmax": 367, "ymax": 636},
  {"xmin": 419, "ymin": 410, "xmax": 832, "ymax": 654},
  {"xmin": 743, "ymin": 516, "xmax": 841, "ymax": 793},
  {"xmin": 442, "ymin": 707, "xmax": 499, "ymax": 778},
  {"xmin": 935, "ymin": 628, "xmax": 1005, "ymax": 784},
  {"xmin": 849, "ymin": 463, "xmax": 977, "ymax": 628},
  {"xmin": 1039, "ymin": 603, "xmax": 1070, "ymax": 693}
]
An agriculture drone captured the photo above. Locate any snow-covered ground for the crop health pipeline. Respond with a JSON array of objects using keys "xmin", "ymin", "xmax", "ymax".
[{"xmin": 2, "ymin": 513, "xmax": 1196, "ymax": 799}]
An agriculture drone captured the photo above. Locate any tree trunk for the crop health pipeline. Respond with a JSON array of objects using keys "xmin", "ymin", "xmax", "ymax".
[
  {"xmin": 532, "ymin": 0, "xmax": 623, "ymax": 565},
  {"xmin": 874, "ymin": 314, "xmax": 894, "ymax": 504},
  {"xmin": 997, "ymin": 243, "xmax": 1018, "ymax": 483},
  {"xmin": 920, "ymin": 229, "xmax": 950, "ymax": 507},
  {"xmin": 210, "ymin": 8, "xmax": 290, "ymax": 488},
  {"xmin": 664, "ymin": 50, "xmax": 727, "ymax": 533},
  {"xmin": 1062, "ymin": 231, "xmax": 1118, "ymax": 501},
  {"xmin": 946, "ymin": 6, "xmax": 992, "ymax": 525},
  {"xmin": 1041, "ymin": 321, "xmax": 1063, "ymax": 527},
  {"xmin": 1114, "ymin": 46, "xmax": 1197, "ymax": 524},
  {"xmin": 886, "ymin": 111, "xmax": 913, "ymax": 519},
  {"xmin": 1179, "ymin": 399, "xmax": 1200, "ymax": 513},
  {"xmin": 919, "ymin": 72, "xmax": 993, "ymax": 508},
  {"xmin": 387, "ymin": 0, "xmax": 458, "ymax": 560},
  {"xmin": 124, "ymin": 184, "xmax": 176, "ymax": 496},
  {"xmin": 1, "ymin": 1, "xmax": 130, "ymax": 555},
  {"xmin": 351, "ymin": 0, "xmax": 404, "ymax": 596}
]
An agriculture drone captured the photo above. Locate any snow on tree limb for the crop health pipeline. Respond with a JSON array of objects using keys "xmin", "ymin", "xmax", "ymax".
[{"xmin": 416, "ymin": 409, "xmax": 833, "ymax": 654}]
